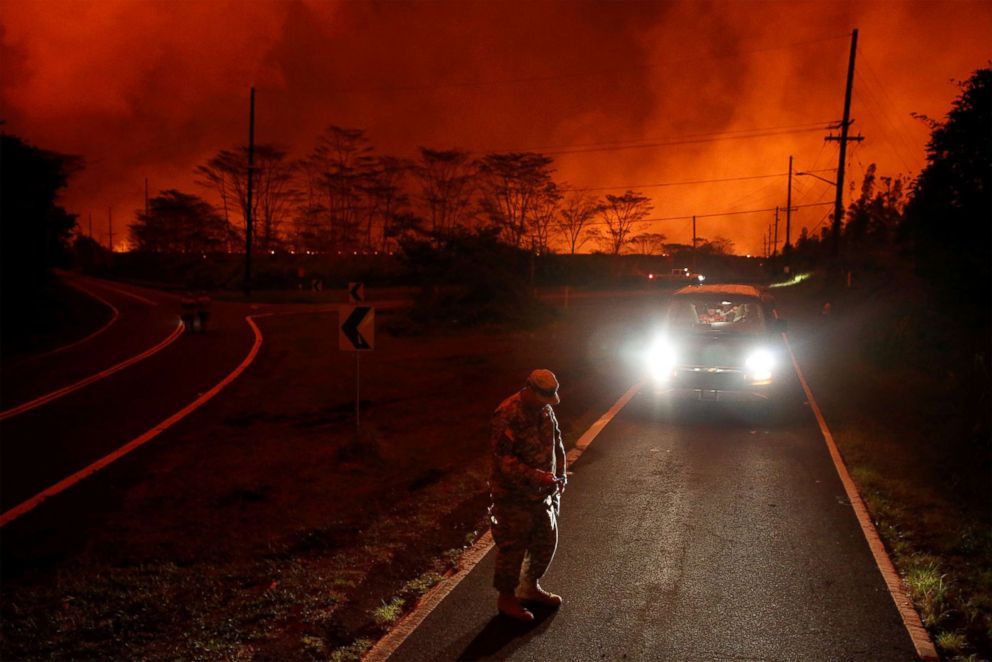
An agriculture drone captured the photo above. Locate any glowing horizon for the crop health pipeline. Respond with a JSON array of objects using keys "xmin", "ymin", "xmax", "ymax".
[{"xmin": 3, "ymin": 0, "xmax": 990, "ymax": 255}]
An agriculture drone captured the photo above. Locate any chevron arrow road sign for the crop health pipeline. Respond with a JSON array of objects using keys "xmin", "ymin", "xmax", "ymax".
[
  {"xmin": 340, "ymin": 305, "xmax": 374, "ymax": 351},
  {"xmin": 348, "ymin": 282, "xmax": 365, "ymax": 303}
]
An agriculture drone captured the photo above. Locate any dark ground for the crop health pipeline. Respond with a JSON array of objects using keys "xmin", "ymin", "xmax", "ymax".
[{"xmin": 1, "ymin": 271, "xmax": 988, "ymax": 660}]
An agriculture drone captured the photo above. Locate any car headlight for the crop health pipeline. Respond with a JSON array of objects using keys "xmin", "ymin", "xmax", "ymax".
[
  {"xmin": 745, "ymin": 348, "xmax": 775, "ymax": 384},
  {"xmin": 647, "ymin": 338, "xmax": 677, "ymax": 382}
]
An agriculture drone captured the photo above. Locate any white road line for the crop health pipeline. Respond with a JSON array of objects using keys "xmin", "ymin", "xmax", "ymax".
[
  {"xmin": 0, "ymin": 322, "xmax": 185, "ymax": 421},
  {"xmin": 363, "ymin": 380, "xmax": 644, "ymax": 662},
  {"xmin": 28, "ymin": 280, "xmax": 121, "ymax": 359},
  {"xmin": 783, "ymin": 333, "xmax": 939, "ymax": 661},
  {"xmin": 80, "ymin": 279, "xmax": 159, "ymax": 306},
  {"xmin": 0, "ymin": 315, "xmax": 264, "ymax": 528}
]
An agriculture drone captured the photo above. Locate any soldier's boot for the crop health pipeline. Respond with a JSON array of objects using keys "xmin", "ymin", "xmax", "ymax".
[
  {"xmin": 497, "ymin": 592, "xmax": 535, "ymax": 622},
  {"xmin": 516, "ymin": 580, "xmax": 563, "ymax": 607}
]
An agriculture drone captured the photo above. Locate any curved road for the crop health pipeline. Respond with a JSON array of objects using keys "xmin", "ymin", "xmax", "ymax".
[{"xmin": 0, "ymin": 276, "xmax": 257, "ymax": 520}]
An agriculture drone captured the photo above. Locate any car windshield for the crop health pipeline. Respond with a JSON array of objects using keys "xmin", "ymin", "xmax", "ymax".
[{"xmin": 668, "ymin": 297, "xmax": 766, "ymax": 333}]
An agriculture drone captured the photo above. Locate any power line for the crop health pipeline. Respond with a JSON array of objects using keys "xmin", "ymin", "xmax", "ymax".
[
  {"xmin": 587, "ymin": 200, "xmax": 833, "ymax": 226},
  {"xmin": 852, "ymin": 84, "xmax": 920, "ymax": 174},
  {"xmin": 496, "ymin": 121, "xmax": 834, "ymax": 155},
  {"xmin": 572, "ymin": 168, "xmax": 836, "ymax": 192},
  {"xmin": 856, "ymin": 49, "xmax": 929, "ymax": 169},
  {"xmin": 539, "ymin": 125, "xmax": 831, "ymax": 157},
  {"xmin": 809, "ymin": 207, "xmax": 834, "ymax": 234}
]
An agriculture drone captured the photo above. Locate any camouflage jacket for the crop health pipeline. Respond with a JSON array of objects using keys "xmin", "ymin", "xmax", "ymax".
[{"xmin": 489, "ymin": 390, "xmax": 566, "ymax": 503}]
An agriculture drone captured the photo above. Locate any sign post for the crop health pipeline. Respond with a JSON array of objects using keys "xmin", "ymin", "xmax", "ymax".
[{"xmin": 340, "ymin": 304, "xmax": 374, "ymax": 432}]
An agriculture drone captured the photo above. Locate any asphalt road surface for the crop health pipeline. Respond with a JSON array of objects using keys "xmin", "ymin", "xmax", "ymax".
[
  {"xmin": 387, "ymin": 390, "xmax": 918, "ymax": 660},
  {"xmin": 0, "ymin": 276, "xmax": 256, "ymax": 535}
]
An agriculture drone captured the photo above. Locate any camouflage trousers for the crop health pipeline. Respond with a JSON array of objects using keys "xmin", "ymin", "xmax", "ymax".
[{"xmin": 490, "ymin": 497, "xmax": 559, "ymax": 594}]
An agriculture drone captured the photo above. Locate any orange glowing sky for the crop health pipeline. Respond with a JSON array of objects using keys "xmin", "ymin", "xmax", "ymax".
[{"xmin": 2, "ymin": 0, "xmax": 990, "ymax": 255}]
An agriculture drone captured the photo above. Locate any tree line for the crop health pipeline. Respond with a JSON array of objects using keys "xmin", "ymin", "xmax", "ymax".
[
  {"xmin": 129, "ymin": 126, "xmax": 724, "ymax": 257},
  {"xmin": 4, "ymin": 66, "xmax": 986, "ymax": 300}
]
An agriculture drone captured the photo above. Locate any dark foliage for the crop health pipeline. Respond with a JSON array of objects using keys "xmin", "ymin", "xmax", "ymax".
[
  {"xmin": 130, "ymin": 189, "xmax": 235, "ymax": 254},
  {"xmin": 1, "ymin": 133, "xmax": 81, "ymax": 349},
  {"xmin": 0, "ymin": 134, "xmax": 80, "ymax": 285},
  {"xmin": 901, "ymin": 67, "xmax": 991, "ymax": 325},
  {"xmin": 398, "ymin": 228, "xmax": 552, "ymax": 328}
]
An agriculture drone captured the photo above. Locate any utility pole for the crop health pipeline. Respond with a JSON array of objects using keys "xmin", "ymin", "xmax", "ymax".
[
  {"xmin": 144, "ymin": 178, "xmax": 149, "ymax": 217},
  {"xmin": 826, "ymin": 28, "xmax": 863, "ymax": 258},
  {"xmin": 245, "ymin": 86, "xmax": 255, "ymax": 296},
  {"xmin": 785, "ymin": 155, "xmax": 793, "ymax": 252},
  {"xmin": 89, "ymin": 211, "xmax": 93, "ymax": 239},
  {"xmin": 773, "ymin": 206, "xmax": 780, "ymax": 257},
  {"xmin": 107, "ymin": 207, "xmax": 114, "ymax": 252}
]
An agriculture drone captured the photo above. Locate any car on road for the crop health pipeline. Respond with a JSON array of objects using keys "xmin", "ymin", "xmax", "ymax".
[
  {"xmin": 647, "ymin": 267, "xmax": 705, "ymax": 285},
  {"xmin": 645, "ymin": 284, "xmax": 788, "ymax": 404}
]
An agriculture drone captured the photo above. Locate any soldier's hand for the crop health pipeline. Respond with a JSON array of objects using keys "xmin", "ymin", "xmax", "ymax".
[{"xmin": 537, "ymin": 471, "xmax": 559, "ymax": 487}]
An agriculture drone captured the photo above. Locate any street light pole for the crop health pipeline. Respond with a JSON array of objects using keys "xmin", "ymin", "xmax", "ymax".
[{"xmin": 796, "ymin": 171, "xmax": 837, "ymax": 187}]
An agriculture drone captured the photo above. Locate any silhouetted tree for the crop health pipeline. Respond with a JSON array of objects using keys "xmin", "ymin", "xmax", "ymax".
[
  {"xmin": 398, "ymin": 227, "xmax": 547, "ymax": 327},
  {"xmin": 130, "ymin": 190, "xmax": 232, "ymax": 254},
  {"xmin": 628, "ymin": 232, "xmax": 667, "ymax": 255},
  {"xmin": 844, "ymin": 163, "xmax": 904, "ymax": 248},
  {"xmin": 415, "ymin": 148, "xmax": 476, "ymax": 243},
  {"xmin": 307, "ymin": 126, "xmax": 377, "ymax": 251},
  {"xmin": 527, "ymin": 182, "xmax": 562, "ymax": 254},
  {"xmin": 476, "ymin": 152, "xmax": 556, "ymax": 249},
  {"xmin": 293, "ymin": 156, "xmax": 330, "ymax": 253},
  {"xmin": 696, "ymin": 235, "xmax": 735, "ymax": 255},
  {"xmin": 195, "ymin": 144, "xmax": 298, "ymax": 252},
  {"xmin": 600, "ymin": 190, "xmax": 653, "ymax": 255},
  {"xmin": 555, "ymin": 191, "xmax": 602, "ymax": 255},
  {"xmin": 0, "ymin": 134, "xmax": 81, "ymax": 290},
  {"xmin": 362, "ymin": 155, "xmax": 411, "ymax": 252},
  {"xmin": 384, "ymin": 211, "xmax": 425, "ymax": 252},
  {"xmin": 901, "ymin": 67, "xmax": 991, "ymax": 305}
]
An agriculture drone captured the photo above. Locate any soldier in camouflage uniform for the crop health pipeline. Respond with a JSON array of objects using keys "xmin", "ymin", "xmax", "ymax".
[{"xmin": 489, "ymin": 369, "xmax": 567, "ymax": 622}]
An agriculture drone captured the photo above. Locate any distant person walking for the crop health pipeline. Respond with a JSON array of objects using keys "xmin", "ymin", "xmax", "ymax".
[
  {"xmin": 180, "ymin": 292, "xmax": 197, "ymax": 332},
  {"xmin": 489, "ymin": 369, "xmax": 567, "ymax": 622}
]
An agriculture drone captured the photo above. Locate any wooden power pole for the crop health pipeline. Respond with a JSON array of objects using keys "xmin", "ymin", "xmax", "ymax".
[
  {"xmin": 773, "ymin": 206, "xmax": 780, "ymax": 256},
  {"xmin": 827, "ymin": 28, "xmax": 864, "ymax": 258}
]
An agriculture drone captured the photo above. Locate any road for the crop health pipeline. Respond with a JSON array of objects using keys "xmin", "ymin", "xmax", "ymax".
[
  {"xmin": 0, "ymin": 276, "xmax": 257, "ymax": 528},
  {"xmin": 0, "ymin": 277, "xmax": 923, "ymax": 658},
  {"xmin": 0, "ymin": 276, "xmax": 409, "ymax": 571},
  {"xmin": 384, "ymin": 384, "xmax": 918, "ymax": 659}
]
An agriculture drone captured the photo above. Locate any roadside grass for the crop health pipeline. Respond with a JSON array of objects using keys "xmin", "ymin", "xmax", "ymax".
[
  {"xmin": 371, "ymin": 597, "xmax": 406, "ymax": 627},
  {"xmin": 779, "ymin": 270, "xmax": 991, "ymax": 660}
]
